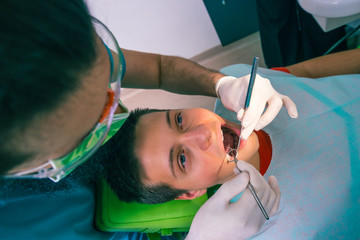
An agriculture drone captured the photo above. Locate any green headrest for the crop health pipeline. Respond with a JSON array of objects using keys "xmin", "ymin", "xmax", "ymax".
[{"xmin": 95, "ymin": 178, "xmax": 208, "ymax": 236}]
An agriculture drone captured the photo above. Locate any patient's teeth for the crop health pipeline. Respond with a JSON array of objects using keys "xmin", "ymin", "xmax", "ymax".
[{"xmin": 221, "ymin": 129, "xmax": 224, "ymax": 141}]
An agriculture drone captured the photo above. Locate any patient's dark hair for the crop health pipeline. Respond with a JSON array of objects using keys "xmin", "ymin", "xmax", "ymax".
[
  {"xmin": 0, "ymin": 109, "xmax": 186, "ymax": 201},
  {"xmin": 0, "ymin": 0, "xmax": 96, "ymax": 173},
  {"xmin": 99, "ymin": 108, "xmax": 187, "ymax": 204}
]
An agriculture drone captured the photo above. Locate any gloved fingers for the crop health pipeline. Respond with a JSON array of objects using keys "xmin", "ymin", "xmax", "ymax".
[
  {"xmin": 282, "ymin": 95, "xmax": 298, "ymax": 118},
  {"xmin": 236, "ymin": 160, "xmax": 271, "ymax": 202},
  {"xmin": 214, "ymin": 171, "xmax": 250, "ymax": 202},
  {"xmin": 215, "ymin": 76, "xmax": 238, "ymax": 96},
  {"xmin": 254, "ymin": 96, "xmax": 283, "ymax": 131},
  {"xmin": 239, "ymin": 98, "xmax": 266, "ymax": 128},
  {"xmin": 216, "ymin": 75, "xmax": 248, "ymax": 113},
  {"xmin": 240, "ymin": 114, "xmax": 260, "ymax": 140},
  {"xmin": 236, "ymin": 108, "xmax": 245, "ymax": 121},
  {"xmin": 235, "ymin": 159, "xmax": 262, "ymax": 183},
  {"xmin": 268, "ymin": 176, "xmax": 280, "ymax": 195},
  {"xmin": 240, "ymin": 96, "xmax": 266, "ymax": 139},
  {"xmin": 250, "ymin": 175, "xmax": 280, "ymax": 219},
  {"xmin": 267, "ymin": 176, "xmax": 281, "ymax": 216}
]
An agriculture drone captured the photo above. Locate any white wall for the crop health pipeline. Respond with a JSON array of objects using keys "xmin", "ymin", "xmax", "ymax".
[
  {"xmin": 85, "ymin": 0, "xmax": 220, "ymax": 111},
  {"xmin": 85, "ymin": 0, "xmax": 221, "ymax": 58}
]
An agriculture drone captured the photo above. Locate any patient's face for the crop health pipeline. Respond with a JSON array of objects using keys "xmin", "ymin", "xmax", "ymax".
[{"xmin": 135, "ymin": 108, "xmax": 259, "ymax": 192}]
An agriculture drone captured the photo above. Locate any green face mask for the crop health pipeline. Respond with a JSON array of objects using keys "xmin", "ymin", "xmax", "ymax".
[
  {"xmin": 6, "ymin": 101, "xmax": 129, "ymax": 182},
  {"xmin": 49, "ymin": 108, "xmax": 129, "ymax": 182}
]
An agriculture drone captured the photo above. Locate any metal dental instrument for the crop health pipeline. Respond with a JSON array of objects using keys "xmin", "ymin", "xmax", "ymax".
[
  {"xmin": 228, "ymin": 154, "xmax": 269, "ymax": 220},
  {"xmin": 236, "ymin": 56, "xmax": 259, "ymax": 151},
  {"xmin": 230, "ymin": 57, "xmax": 269, "ymax": 220}
]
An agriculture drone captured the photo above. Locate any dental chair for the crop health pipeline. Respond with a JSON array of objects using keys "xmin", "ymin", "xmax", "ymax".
[{"xmin": 95, "ymin": 178, "xmax": 217, "ymax": 240}]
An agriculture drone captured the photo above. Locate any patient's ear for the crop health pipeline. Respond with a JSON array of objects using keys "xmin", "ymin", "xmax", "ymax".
[{"xmin": 175, "ymin": 189, "xmax": 207, "ymax": 200}]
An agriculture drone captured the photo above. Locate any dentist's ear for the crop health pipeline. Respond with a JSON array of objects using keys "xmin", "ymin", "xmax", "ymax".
[{"xmin": 175, "ymin": 189, "xmax": 207, "ymax": 200}]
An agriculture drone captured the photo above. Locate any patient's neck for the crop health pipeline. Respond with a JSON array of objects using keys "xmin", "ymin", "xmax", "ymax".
[
  {"xmin": 241, "ymin": 130, "xmax": 272, "ymax": 175},
  {"xmin": 248, "ymin": 153, "xmax": 261, "ymax": 171}
]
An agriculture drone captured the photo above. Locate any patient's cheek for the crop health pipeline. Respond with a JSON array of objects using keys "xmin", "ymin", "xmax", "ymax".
[
  {"xmin": 238, "ymin": 139, "xmax": 247, "ymax": 150},
  {"xmin": 238, "ymin": 132, "xmax": 259, "ymax": 161}
]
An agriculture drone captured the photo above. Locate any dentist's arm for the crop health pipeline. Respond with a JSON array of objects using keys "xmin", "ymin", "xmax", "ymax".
[
  {"xmin": 121, "ymin": 48, "xmax": 223, "ymax": 96},
  {"xmin": 186, "ymin": 160, "xmax": 281, "ymax": 240},
  {"xmin": 286, "ymin": 48, "xmax": 360, "ymax": 78},
  {"xmin": 122, "ymin": 49, "xmax": 297, "ymax": 139}
]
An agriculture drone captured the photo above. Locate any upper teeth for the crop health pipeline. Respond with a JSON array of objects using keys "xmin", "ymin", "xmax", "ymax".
[{"xmin": 221, "ymin": 129, "xmax": 224, "ymax": 141}]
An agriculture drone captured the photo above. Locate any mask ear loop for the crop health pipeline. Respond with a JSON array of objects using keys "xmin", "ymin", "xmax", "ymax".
[
  {"xmin": 98, "ymin": 89, "xmax": 115, "ymax": 123},
  {"xmin": 98, "ymin": 40, "xmax": 116, "ymax": 123}
]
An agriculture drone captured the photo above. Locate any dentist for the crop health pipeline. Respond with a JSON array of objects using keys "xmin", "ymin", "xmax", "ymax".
[{"xmin": 0, "ymin": 0, "xmax": 296, "ymax": 239}]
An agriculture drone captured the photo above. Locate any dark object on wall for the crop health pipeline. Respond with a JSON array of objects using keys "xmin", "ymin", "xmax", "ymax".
[
  {"xmin": 255, "ymin": 0, "xmax": 347, "ymax": 68},
  {"xmin": 203, "ymin": 0, "xmax": 259, "ymax": 46}
]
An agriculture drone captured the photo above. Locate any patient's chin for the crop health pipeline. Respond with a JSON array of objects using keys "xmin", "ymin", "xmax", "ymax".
[{"xmin": 219, "ymin": 171, "xmax": 237, "ymax": 184}]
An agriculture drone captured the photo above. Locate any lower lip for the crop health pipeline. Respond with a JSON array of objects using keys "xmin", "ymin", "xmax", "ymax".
[{"xmin": 238, "ymin": 138, "xmax": 247, "ymax": 150}]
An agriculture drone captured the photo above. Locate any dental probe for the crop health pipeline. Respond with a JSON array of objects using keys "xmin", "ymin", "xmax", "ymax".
[
  {"xmin": 230, "ymin": 157, "xmax": 269, "ymax": 220},
  {"xmin": 233, "ymin": 57, "xmax": 269, "ymax": 220},
  {"xmin": 236, "ymin": 56, "xmax": 259, "ymax": 151}
]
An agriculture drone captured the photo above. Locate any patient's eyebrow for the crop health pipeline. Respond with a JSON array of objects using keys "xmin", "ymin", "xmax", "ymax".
[
  {"xmin": 166, "ymin": 110, "xmax": 171, "ymax": 129},
  {"xmin": 166, "ymin": 110, "xmax": 177, "ymax": 178},
  {"xmin": 169, "ymin": 148, "xmax": 177, "ymax": 178}
]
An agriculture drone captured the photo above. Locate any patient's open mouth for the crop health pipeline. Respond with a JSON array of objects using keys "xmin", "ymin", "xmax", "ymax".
[{"xmin": 221, "ymin": 126, "xmax": 239, "ymax": 157}]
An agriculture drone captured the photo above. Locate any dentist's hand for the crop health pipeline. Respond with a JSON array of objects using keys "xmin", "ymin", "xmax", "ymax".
[
  {"xmin": 186, "ymin": 160, "xmax": 281, "ymax": 240},
  {"xmin": 215, "ymin": 74, "xmax": 298, "ymax": 140}
]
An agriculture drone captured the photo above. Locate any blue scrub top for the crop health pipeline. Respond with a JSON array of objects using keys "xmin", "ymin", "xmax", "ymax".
[{"xmin": 0, "ymin": 180, "xmax": 147, "ymax": 240}]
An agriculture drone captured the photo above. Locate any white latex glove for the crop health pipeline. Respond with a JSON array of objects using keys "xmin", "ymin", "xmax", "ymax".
[
  {"xmin": 186, "ymin": 160, "xmax": 281, "ymax": 240},
  {"xmin": 215, "ymin": 74, "xmax": 298, "ymax": 140}
]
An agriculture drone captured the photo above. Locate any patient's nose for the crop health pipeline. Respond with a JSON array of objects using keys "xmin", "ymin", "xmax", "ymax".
[{"xmin": 182, "ymin": 125, "xmax": 211, "ymax": 150}]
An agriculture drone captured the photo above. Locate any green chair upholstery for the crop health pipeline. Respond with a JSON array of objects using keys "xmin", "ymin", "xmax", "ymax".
[{"xmin": 95, "ymin": 178, "xmax": 209, "ymax": 237}]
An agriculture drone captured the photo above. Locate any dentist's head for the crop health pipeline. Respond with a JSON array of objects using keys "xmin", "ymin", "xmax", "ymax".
[{"xmin": 0, "ymin": 0, "xmax": 119, "ymax": 179}]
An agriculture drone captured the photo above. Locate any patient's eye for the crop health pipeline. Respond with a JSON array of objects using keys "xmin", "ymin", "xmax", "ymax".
[
  {"xmin": 179, "ymin": 151, "xmax": 187, "ymax": 171},
  {"xmin": 176, "ymin": 112, "xmax": 183, "ymax": 130}
]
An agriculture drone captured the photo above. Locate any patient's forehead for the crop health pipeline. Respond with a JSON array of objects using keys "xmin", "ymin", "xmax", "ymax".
[
  {"xmin": 134, "ymin": 111, "xmax": 173, "ymax": 177},
  {"xmin": 135, "ymin": 111, "xmax": 167, "ymax": 153}
]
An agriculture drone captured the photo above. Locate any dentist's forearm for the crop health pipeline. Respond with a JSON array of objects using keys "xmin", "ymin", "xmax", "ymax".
[
  {"xmin": 159, "ymin": 55, "xmax": 224, "ymax": 96},
  {"xmin": 121, "ymin": 48, "xmax": 224, "ymax": 97},
  {"xmin": 286, "ymin": 48, "xmax": 360, "ymax": 78}
]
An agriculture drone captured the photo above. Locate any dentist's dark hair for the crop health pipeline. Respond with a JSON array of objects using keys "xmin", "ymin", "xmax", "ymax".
[
  {"xmin": 99, "ymin": 108, "xmax": 187, "ymax": 204},
  {"xmin": 0, "ymin": 0, "xmax": 97, "ymax": 173}
]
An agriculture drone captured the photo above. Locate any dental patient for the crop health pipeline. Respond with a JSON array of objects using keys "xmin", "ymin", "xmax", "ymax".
[
  {"xmin": 100, "ymin": 107, "xmax": 273, "ymax": 204},
  {"xmin": 99, "ymin": 48, "xmax": 360, "ymax": 239},
  {"xmin": 100, "ymin": 48, "xmax": 360, "ymax": 206}
]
